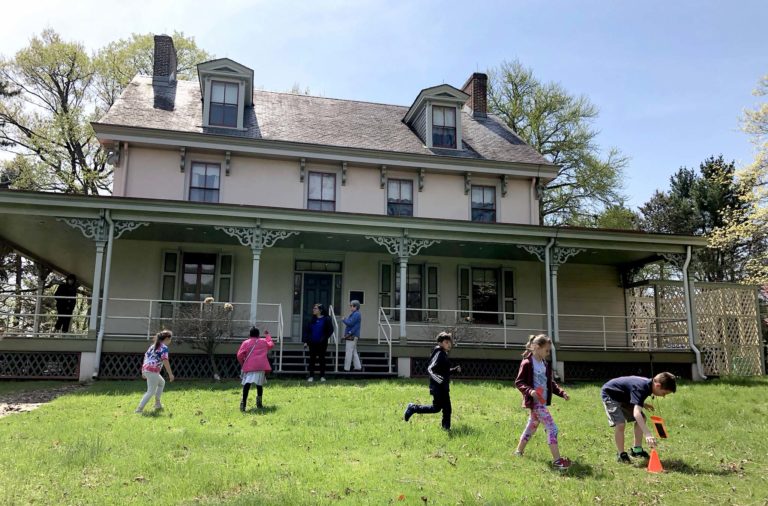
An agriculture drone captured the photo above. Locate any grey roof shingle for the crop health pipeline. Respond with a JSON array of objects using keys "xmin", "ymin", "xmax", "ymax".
[{"xmin": 97, "ymin": 76, "xmax": 552, "ymax": 166}]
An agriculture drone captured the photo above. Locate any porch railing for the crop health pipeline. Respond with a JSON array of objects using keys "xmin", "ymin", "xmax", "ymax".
[
  {"xmin": 328, "ymin": 305, "xmax": 340, "ymax": 373},
  {"xmin": 379, "ymin": 307, "xmax": 691, "ymax": 352},
  {"xmin": 0, "ymin": 293, "xmax": 90, "ymax": 338},
  {"xmin": 377, "ymin": 307, "xmax": 393, "ymax": 373}
]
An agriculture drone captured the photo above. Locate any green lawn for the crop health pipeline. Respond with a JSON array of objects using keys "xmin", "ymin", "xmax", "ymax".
[{"xmin": 1, "ymin": 377, "xmax": 766, "ymax": 505}]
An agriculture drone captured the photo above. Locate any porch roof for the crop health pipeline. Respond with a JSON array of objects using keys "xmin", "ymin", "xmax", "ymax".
[{"xmin": 0, "ymin": 190, "xmax": 707, "ymax": 271}]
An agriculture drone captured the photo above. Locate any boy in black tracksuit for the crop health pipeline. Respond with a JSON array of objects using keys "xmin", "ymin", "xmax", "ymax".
[{"xmin": 403, "ymin": 332, "xmax": 461, "ymax": 430}]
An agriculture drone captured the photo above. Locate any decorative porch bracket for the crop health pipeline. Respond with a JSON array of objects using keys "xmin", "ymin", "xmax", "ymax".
[
  {"xmin": 366, "ymin": 230, "xmax": 440, "ymax": 339},
  {"xmin": 215, "ymin": 224, "xmax": 299, "ymax": 324},
  {"xmin": 113, "ymin": 221, "xmax": 149, "ymax": 240}
]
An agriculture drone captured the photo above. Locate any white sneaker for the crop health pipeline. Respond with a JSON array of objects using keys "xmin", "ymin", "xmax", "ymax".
[
  {"xmin": 320, "ymin": 377, "xmax": 326, "ymax": 382},
  {"xmin": 307, "ymin": 377, "xmax": 314, "ymax": 382}
]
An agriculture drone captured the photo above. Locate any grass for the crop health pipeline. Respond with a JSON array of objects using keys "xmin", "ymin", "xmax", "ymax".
[{"xmin": 1, "ymin": 377, "xmax": 767, "ymax": 505}]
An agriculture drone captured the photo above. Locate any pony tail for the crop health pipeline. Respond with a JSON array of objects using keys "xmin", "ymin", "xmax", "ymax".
[
  {"xmin": 522, "ymin": 334, "xmax": 551, "ymax": 357},
  {"xmin": 522, "ymin": 334, "xmax": 536, "ymax": 357},
  {"xmin": 155, "ymin": 330, "xmax": 172, "ymax": 350}
]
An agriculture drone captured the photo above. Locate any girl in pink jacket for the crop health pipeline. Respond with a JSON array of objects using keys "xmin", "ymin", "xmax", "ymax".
[{"xmin": 237, "ymin": 327, "xmax": 274, "ymax": 411}]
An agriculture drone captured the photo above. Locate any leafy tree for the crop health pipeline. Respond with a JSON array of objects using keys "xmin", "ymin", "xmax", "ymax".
[
  {"xmin": 710, "ymin": 75, "xmax": 768, "ymax": 285},
  {"xmin": 93, "ymin": 31, "xmax": 212, "ymax": 109},
  {"xmin": 570, "ymin": 204, "xmax": 640, "ymax": 230},
  {"xmin": 487, "ymin": 60, "xmax": 628, "ymax": 225},
  {"xmin": 640, "ymin": 156, "xmax": 750, "ymax": 282}
]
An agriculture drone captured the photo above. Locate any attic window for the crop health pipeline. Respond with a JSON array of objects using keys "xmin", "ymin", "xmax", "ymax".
[
  {"xmin": 210, "ymin": 81, "xmax": 239, "ymax": 127},
  {"xmin": 432, "ymin": 106, "xmax": 456, "ymax": 148}
]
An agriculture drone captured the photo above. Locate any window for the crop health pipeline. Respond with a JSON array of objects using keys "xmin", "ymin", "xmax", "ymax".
[
  {"xmin": 189, "ymin": 163, "xmax": 221, "ymax": 203},
  {"xmin": 307, "ymin": 172, "xmax": 336, "ymax": 211},
  {"xmin": 181, "ymin": 253, "xmax": 217, "ymax": 301},
  {"xmin": 387, "ymin": 179, "xmax": 414, "ymax": 216},
  {"xmin": 395, "ymin": 264, "xmax": 423, "ymax": 321},
  {"xmin": 432, "ymin": 106, "xmax": 456, "ymax": 148},
  {"xmin": 471, "ymin": 185, "xmax": 496, "ymax": 222},
  {"xmin": 209, "ymin": 81, "xmax": 239, "ymax": 127},
  {"xmin": 472, "ymin": 268, "xmax": 499, "ymax": 324}
]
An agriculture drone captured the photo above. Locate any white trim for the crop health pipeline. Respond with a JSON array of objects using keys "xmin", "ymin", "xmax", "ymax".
[
  {"xmin": 304, "ymin": 166, "xmax": 341, "ymax": 211},
  {"xmin": 203, "ymin": 77, "xmax": 246, "ymax": 130},
  {"xmin": 468, "ymin": 182, "xmax": 499, "ymax": 223},
  {"xmin": 384, "ymin": 175, "xmax": 417, "ymax": 218}
]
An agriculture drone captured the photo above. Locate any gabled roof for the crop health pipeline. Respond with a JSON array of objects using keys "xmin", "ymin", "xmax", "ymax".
[
  {"xmin": 403, "ymin": 84, "xmax": 469, "ymax": 124},
  {"xmin": 95, "ymin": 76, "xmax": 554, "ymax": 168},
  {"xmin": 197, "ymin": 58, "xmax": 254, "ymax": 106}
]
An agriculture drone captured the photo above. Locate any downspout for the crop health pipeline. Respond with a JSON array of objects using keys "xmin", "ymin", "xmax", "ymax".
[
  {"xmin": 544, "ymin": 238, "xmax": 556, "ymax": 366},
  {"xmin": 93, "ymin": 210, "xmax": 115, "ymax": 378},
  {"xmin": 682, "ymin": 245, "xmax": 706, "ymax": 379}
]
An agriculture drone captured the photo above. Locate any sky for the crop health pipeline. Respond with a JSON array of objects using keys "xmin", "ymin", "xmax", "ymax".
[{"xmin": 1, "ymin": 0, "xmax": 766, "ymax": 209}]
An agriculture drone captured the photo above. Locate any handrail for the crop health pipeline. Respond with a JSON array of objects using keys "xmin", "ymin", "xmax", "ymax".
[
  {"xmin": 378, "ymin": 306, "xmax": 393, "ymax": 373},
  {"xmin": 328, "ymin": 305, "xmax": 340, "ymax": 372},
  {"xmin": 277, "ymin": 304, "xmax": 284, "ymax": 372}
]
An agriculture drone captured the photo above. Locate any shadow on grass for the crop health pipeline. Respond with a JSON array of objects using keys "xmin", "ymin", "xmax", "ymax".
[
  {"xmin": 447, "ymin": 424, "xmax": 479, "ymax": 438},
  {"xmin": 244, "ymin": 405, "xmax": 279, "ymax": 415},
  {"xmin": 662, "ymin": 459, "xmax": 736, "ymax": 476},
  {"xmin": 705, "ymin": 376, "xmax": 768, "ymax": 388},
  {"xmin": 560, "ymin": 461, "xmax": 607, "ymax": 480}
]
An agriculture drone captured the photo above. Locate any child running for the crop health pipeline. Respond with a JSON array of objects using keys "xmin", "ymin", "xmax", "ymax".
[
  {"xmin": 135, "ymin": 330, "xmax": 174, "ymax": 413},
  {"xmin": 601, "ymin": 372, "xmax": 676, "ymax": 463},
  {"xmin": 514, "ymin": 334, "xmax": 572, "ymax": 470},
  {"xmin": 403, "ymin": 332, "xmax": 461, "ymax": 431},
  {"xmin": 237, "ymin": 327, "xmax": 274, "ymax": 411}
]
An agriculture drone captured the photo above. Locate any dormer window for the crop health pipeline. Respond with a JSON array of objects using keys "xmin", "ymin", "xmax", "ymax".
[
  {"xmin": 210, "ymin": 81, "xmax": 239, "ymax": 127},
  {"xmin": 432, "ymin": 106, "xmax": 456, "ymax": 148}
]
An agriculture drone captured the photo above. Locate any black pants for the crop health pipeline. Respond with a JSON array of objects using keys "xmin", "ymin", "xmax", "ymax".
[
  {"xmin": 54, "ymin": 314, "xmax": 72, "ymax": 332},
  {"xmin": 413, "ymin": 389, "xmax": 452, "ymax": 430},
  {"xmin": 242, "ymin": 383, "xmax": 263, "ymax": 405},
  {"xmin": 307, "ymin": 341, "xmax": 328, "ymax": 377}
]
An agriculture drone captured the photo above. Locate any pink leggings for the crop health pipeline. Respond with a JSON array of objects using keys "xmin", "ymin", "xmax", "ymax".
[{"xmin": 519, "ymin": 404, "xmax": 559, "ymax": 445}]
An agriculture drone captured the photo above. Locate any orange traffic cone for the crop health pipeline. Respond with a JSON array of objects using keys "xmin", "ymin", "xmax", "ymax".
[{"xmin": 647, "ymin": 449, "xmax": 663, "ymax": 473}]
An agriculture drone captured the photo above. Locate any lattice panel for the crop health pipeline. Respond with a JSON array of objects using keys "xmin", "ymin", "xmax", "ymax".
[
  {"xmin": 626, "ymin": 287, "xmax": 656, "ymax": 349},
  {"xmin": 411, "ymin": 358, "xmax": 520, "ymax": 379},
  {"xmin": 0, "ymin": 352, "xmax": 79, "ymax": 379},
  {"xmin": 99, "ymin": 353, "xmax": 243, "ymax": 379},
  {"xmin": 695, "ymin": 286, "xmax": 762, "ymax": 376},
  {"xmin": 565, "ymin": 361, "xmax": 691, "ymax": 381}
]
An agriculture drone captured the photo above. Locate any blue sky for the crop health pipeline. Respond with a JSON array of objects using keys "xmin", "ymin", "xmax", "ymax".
[{"xmin": 2, "ymin": 0, "xmax": 766, "ymax": 208}]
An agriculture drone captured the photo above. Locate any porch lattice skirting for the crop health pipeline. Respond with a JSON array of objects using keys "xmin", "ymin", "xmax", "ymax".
[
  {"xmin": 99, "ymin": 353, "xmax": 243, "ymax": 380},
  {"xmin": 0, "ymin": 352, "xmax": 80, "ymax": 379}
]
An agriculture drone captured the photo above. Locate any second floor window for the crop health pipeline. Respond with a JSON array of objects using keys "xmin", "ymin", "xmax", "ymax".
[
  {"xmin": 307, "ymin": 172, "xmax": 336, "ymax": 211},
  {"xmin": 432, "ymin": 106, "xmax": 456, "ymax": 148},
  {"xmin": 387, "ymin": 179, "xmax": 413, "ymax": 216},
  {"xmin": 471, "ymin": 185, "xmax": 496, "ymax": 222},
  {"xmin": 210, "ymin": 81, "xmax": 239, "ymax": 127},
  {"xmin": 189, "ymin": 162, "xmax": 220, "ymax": 203}
]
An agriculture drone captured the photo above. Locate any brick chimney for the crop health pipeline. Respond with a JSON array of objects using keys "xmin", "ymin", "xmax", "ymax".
[
  {"xmin": 462, "ymin": 72, "xmax": 487, "ymax": 118},
  {"xmin": 153, "ymin": 35, "xmax": 177, "ymax": 86}
]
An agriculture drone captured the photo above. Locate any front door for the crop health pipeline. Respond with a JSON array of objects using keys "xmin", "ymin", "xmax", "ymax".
[{"xmin": 302, "ymin": 273, "xmax": 334, "ymax": 332}]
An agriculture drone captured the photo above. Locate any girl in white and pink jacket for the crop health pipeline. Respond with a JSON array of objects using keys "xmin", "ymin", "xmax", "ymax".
[{"xmin": 237, "ymin": 327, "xmax": 274, "ymax": 411}]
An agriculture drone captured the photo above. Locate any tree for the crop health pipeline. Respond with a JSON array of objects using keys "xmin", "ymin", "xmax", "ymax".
[
  {"xmin": 172, "ymin": 298, "xmax": 235, "ymax": 380},
  {"xmin": 640, "ymin": 156, "xmax": 750, "ymax": 282},
  {"xmin": 570, "ymin": 204, "xmax": 640, "ymax": 230},
  {"xmin": 93, "ymin": 31, "xmax": 212, "ymax": 109},
  {"xmin": 710, "ymin": 75, "xmax": 768, "ymax": 286},
  {"xmin": 487, "ymin": 60, "xmax": 628, "ymax": 225}
]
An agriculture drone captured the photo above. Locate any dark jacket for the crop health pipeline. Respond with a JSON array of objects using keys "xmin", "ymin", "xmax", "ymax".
[
  {"xmin": 54, "ymin": 281, "xmax": 78, "ymax": 312},
  {"xmin": 302, "ymin": 315, "xmax": 334, "ymax": 344},
  {"xmin": 514, "ymin": 353, "xmax": 566, "ymax": 409},
  {"xmin": 427, "ymin": 345, "xmax": 451, "ymax": 393}
]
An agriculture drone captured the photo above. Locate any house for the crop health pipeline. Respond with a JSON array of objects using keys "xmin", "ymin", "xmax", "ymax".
[{"xmin": 0, "ymin": 35, "xmax": 763, "ymax": 381}]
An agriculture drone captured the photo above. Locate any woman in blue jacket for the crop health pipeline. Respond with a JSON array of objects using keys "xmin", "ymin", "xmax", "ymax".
[{"xmin": 341, "ymin": 300, "xmax": 363, "ymax": 372}]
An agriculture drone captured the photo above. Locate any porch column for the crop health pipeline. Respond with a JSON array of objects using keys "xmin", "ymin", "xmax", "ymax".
[
  {"xmin": 59, "ymin": 216, "xmax": 107, "ymax": 332},
  {"xmin": 216, "ymin": 223, "xmax": 298, "ymax": 324},
  {"xmin": 366, "ymin": 230, "xmax": 439, "ymax": 340},
  {"xmin": 549, "ymin": 247, "xmax": 585, "ymax": 344}
]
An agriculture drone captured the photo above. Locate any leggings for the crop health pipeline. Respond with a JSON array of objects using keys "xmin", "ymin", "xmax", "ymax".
[
  {"xmin": 519, "ymin": 404, "xmax": 559, "ymax": 445},
  {"xmin": 137, "ymin": 372, "xmax": 165, "ymax": 410},
  {"xmin": 242, "ymin": 383, "xmax": 263, "ymax": 404}
]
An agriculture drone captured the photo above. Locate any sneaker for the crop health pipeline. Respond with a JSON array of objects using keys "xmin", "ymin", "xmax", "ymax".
[
  {"xmin": 134, "ymin": 409, "xmax": 143, "ymax": 414},
  {"xmin": 617, "ymin": 452, "xmax": 631, "ymax": 463},
  {"xmin": 553, "ymin": 457, "xmax": 572, "ymax": 470},
  {"xmin": 307, "ymin": 377, "xmax": 314, "ymax": 382},
  {"xmin": 630, "ymin": 448, "xmax": 650, "ymax": 459},
  {"xmin": 320, "ymin": 377, "xmax": 326, "ymax": 382},
  {"xmin": 256, "ymin": 396, "xmax": 263, "ymax": 409},
  {"xmin": 403, "ymin": 403, "xmax": 415, "ymax": 422},
  {"xmin": 514, "ymin": 450, "xmax": 524, "ymax": 457},
  {"xmin": 154, "ymin": 404, "xmax": 164, "ymax": 410},
  {"xmin": 239, "ymin": 401, "xmax": 246, "ymax": 412}
]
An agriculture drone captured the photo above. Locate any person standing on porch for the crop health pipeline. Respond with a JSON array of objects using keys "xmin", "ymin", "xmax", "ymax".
[
  {"xmin": 303, "ymin": 303, "xmax": 333, "ymax": 382},
  {"xmin": 135, "ymin": 330, "xmax": 174, "ymax": 413},
  {"xmin": 514, "ymin": 334, "xmax": 572, "ymax": 470},
  {"xmin": 237, "ymin": 327, "xmax": 274, "ymax": 411},
  {"xmin": 53, "ymin": 274, "xmax": 78, "ymax": 333},
  {"xmin": 341, "ymin": 300, "xmax": 363, "ymax": 372}
]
